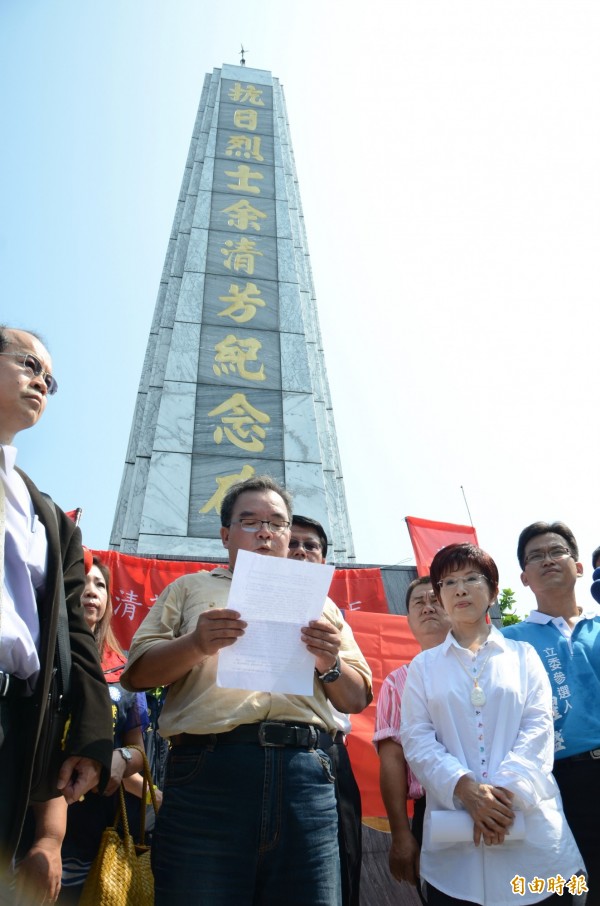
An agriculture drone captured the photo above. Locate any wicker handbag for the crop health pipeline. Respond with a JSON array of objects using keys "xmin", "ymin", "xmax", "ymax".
[{"xmin": 79, "ymin": 749, "xmax": 158, "ymax": 906}]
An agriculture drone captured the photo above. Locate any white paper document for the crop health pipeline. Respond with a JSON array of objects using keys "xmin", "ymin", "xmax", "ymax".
[
  {"xmin": 216, "ymin": 550, "xmax": 335, "ymax": 695},
  {"xmin": 430, "ymin": 810, "xmax": 526, "ymax": 844}
]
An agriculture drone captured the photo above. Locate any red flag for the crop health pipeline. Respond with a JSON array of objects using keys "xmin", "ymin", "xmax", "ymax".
[
  {"xmin": 65, "ymin": 508, "xmax": 82, "ymax": 526},
  {"xmin": 405, "ymin": 516, "xmax": 478, "ymax": 576}
]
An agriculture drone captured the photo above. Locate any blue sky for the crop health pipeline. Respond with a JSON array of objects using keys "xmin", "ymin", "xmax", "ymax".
[{"xmin": 2, "ymin": 1, "xmax": 600, "ymax": 614}]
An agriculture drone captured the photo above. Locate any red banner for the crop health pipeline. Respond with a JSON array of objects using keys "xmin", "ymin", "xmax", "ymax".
[
  {"xmin": 345, "ymin": 610, "xmax": 419, "ymax": 818},
  {"xmin": 405, "ymin": 516, "xmax": 478, "ymax": 576}
]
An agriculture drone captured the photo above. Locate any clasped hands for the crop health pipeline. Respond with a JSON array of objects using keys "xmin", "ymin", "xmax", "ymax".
[
  {"xmin": 192, "ymin": 608, "xmax": 341, "ymax": 673},
  {"xmin": 454, "ymin": 776, "xmax": 515, "ymax": 846}
]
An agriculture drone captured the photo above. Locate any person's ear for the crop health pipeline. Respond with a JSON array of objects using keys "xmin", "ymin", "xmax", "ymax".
[
  {"xmin": 521, "ymin": 570, "xmax": 529, "ymax": 587},
  {"xmin": 220, "ymin": 526, "xmax": 230, "ymax": 549},
  {"xmin": 575, "ymin": 561, "xmax": 584, "ymax": 578}
]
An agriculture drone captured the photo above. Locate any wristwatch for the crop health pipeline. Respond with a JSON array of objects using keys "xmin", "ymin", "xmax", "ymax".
[
  {"xmin": 117, "ymin": 747, "xmax": 133, "ymax": 763},
  {"xmin": 317, "ymin": 655, "xmax": 342, "ymax": 684}
]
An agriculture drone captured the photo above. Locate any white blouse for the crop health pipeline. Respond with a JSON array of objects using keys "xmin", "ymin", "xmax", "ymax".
[{"xmin": 400, "ymin": 627, "xmax": 583, "ymax": 905}]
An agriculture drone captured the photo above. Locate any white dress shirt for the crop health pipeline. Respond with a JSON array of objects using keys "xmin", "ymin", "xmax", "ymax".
[
  {"xmin": 400, "ymin": 627, "xmax": 583, "ymax": 905},
  {"xmin": 0, "ymin": 444, "xmax": 46, "ymax": 680}
]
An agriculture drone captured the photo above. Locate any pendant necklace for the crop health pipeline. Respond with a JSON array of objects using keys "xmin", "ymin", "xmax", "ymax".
[{"xmin": 453, "ymin": 646, "xmax": 492, "ymax": 706}]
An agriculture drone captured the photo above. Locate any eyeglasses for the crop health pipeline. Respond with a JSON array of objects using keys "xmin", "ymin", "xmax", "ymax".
[
  {"xmin": 524, "ymin": 545, "xmax": 572, "ymax": 566},
  {"xmin": 409, "ymin": 591, "xmax": 440, "ymax": 612},
  {"xmin": 438, "ymin": 574, "xmax": 488, "ymax": 590},
  {"xmin": 288, "ymin": 539, "xmax": 322, "ymax": 553},
  {"xmin": 227, "ymin": 518, "xmax": 290, "ymax": 534},
  {"xmin": 0, "ymin": 351, "xmax": 58, "ymax": 395}
]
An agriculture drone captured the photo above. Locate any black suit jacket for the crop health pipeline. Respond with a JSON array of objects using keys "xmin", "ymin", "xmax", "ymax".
[{"xmin": 10, "ymin": 470, "xmax": 113, "ymax": 856}]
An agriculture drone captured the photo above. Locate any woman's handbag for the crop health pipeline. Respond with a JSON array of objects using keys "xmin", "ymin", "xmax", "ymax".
[{"xmin": 79, "ymin": 748, "xmax": 159, "ymax": 906}]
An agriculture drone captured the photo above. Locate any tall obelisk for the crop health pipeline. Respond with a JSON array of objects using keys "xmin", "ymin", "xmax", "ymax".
[{"xmin": 110, "ymin": 63, "xmax": 354, "ymax": 563}]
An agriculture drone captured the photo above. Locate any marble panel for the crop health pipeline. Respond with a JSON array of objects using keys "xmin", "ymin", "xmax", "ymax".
[
  {"xmin": 109, "ymin": 462, "xmax": 133, "ymax": 545},
  {"xmin": 198, "ymin": 324, "xmax": 281, "ymax": 391},
  {"xmin": 176, "ymin": 272, "xmax": 205, "ymax": 323},
  {"xmin": 284, "ymin": 461, "xmax": 330, "ymax": 532},
  {"xmin": 277, "ymin": 237, "xmax": 299, "ymax": 284},
  {"xmin": 212, "ymin": 158, "xmax": 275, "ymax": 200},
  {"xmin": 165, "ymin": 321, "xmax": 201, "ymax": 382},
  {"xmin": 139, "ymin": 332, "xmax": 158, "ymax": 390},
  {"xmin": 188, "ymin": 454, "xmax": 285, "ymax": 538},
  {"xmin": 282, "ymin": 392, "xmax": 321, "ymax": 463},
  {"xmin": 149, "ymin": 327, "xmax": 172, "ymax": 387},
  {"xmin": 193, "ymin": 385, "xmax": 283, "ymax": 460},
  {"xmin": 202, "ymin": 274, "xmax": 279, "ymax": 332},
  {"xmin": 206, "ymin": 230, "xmax": 277, "ymax": 282},
  {"xmin": 185, "ymin": 228, "xmax": 209, "ymax": 274},
  {"xmin": 137, "ymin": 534, "xmax": 227, "ymax": 558},
  {"xmin": 280, "ymin": 333, "xmax": 311, "ymax": 393},
  {"xmin": 275, "ymin": 199, "xmax": 291, "ymax": 240},
  {"xmin": 180, "ymin": 192, "xmax": 197, "ymax": 233},
  {"xmin": 189, "ymin": 160, "xmax": 203, "ymax": 195},
  {"xmin": 160, "ymin": 239, "xmax": 175, "ymax": 282},
  {"xmin": 215, "ymin": 131, "xmax": 274, "ymax": 168},
  {"xmin": 205, "ymin": 125, "xmax": 217, "ymax": 158},
  {"xmin": 154, "ymin": 381, "xmax": 196, "ymax": 454},
  {"xmin": 209, "ymin": 192, "xmax": 276, "ymax": 238},
  {"xmin": 191, "ymin": 190, "xmax": 213, "ymax": 231},
  {"xmin": 162, "ymin": 276, "xmax": 182, "ymax": 326},
  {"xmin": 278, "ymin": 282, "xmax": 303, "ymax": 334},
  {"xmin": 119, "ymin": 540, "xmax": 140, "ymax": 554},
  {"xmin": 198, "ymin": 153, "xmax": 215, "ymax": 192},
  {"xmin": 121, "ymin": 456, "xmax": 151, "ymax": 541},
  {"xmin": 221, "ymin": 66, "xmax": 274, "ymax": 89},
  {"xmin": 171, "ymin": 233, "xmax": 191, "ymax": 278},
  {"xmin": 124, "ymin": 391, "xmax": 147, "ymax": 461},
  {"xmin": 137, "ymin": 387, "xmax": 162, "ymax": 457},
  {"xmin": 274, "ymin": 166, "xmax": 287, "ymax": 202},
  {"xmin": 171, "ymin": 199, "xmax": 185, "ymax": 239},
  {"xmin": 139, "ymin": 451, "xmax": 192, "ymax": 536}
]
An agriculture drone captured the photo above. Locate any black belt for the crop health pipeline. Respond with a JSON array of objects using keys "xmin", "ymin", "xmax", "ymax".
[
  {"xmin": 0, "ymin": 671, "xmax": 26, "ymax": 700},
  {"xmin": 170, "ymin": 721, "xmax": 335, "ymax": 750},
  {"xmin": 555, "ymin": 748, "xmax": 600, "ymax": 765}
]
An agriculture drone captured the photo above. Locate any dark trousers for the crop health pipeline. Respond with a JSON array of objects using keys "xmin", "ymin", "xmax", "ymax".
[
  {"xmin": 330, "ymin": 737, "xmax": 362, "ymax": 906},
  {"xmin": 553, "ymin": 756, "xmax": 600, "ymax": 905},
  {"xmin": 0, "ymin": 698, "xmax": 24, "ymax": 902}
]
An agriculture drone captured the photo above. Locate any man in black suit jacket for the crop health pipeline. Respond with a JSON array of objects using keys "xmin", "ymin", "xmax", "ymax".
[{"xmin": 0, "ymin": 326, "xmax": 113, "ymax": 901}]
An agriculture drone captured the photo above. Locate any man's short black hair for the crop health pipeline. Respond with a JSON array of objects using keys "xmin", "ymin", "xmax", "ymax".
[
  {"xmin": 0, "ymin": 325, "xmax": 47, "ymax": 353},
  {"xmin": 291, "ymin": 515, "xmax": 328, "ymax": 558},
  {"xmin": 220, "ymin": 475, "xmax": 292, "ymax": 527},
  {"xmin": 592, "ymin": 545, "xmax": 600, "ymax": 570},
  {"xmin": 517, "ymin": 521, "xmax": 579, "ymax": 569}
]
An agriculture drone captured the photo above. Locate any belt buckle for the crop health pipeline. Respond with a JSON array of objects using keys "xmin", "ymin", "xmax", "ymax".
[
  {"xmin": 591, "ymin": 749, "xmax": 600, "ymax": 760},
  {"xmin": 258, "ymin": 721, "xmax": 287, "ymax": 748},
  {"xmin": 0, "ymin": 672, "xmax": 10, "ymax": 698}
]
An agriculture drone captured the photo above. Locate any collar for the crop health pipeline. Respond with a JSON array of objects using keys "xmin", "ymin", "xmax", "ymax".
[
  {"xmin": 209, "ymin": 567, "xmax": 233, "ymax": 579},
  {"xmin": 441, "ymin": 624, "xmax": 507, "ymax": 656},
  {"xmin": 526, "ymin": 601, "xmax": 600, "ymax": 625},
  {"xmin": 0, "ymin": 444, "xmax": 17, "ymax": 475}
]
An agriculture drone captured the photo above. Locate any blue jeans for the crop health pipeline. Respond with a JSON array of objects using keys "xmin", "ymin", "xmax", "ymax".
[{"xmin": 152, "ymin": 742, "xmax": 341, "ymax": 906}]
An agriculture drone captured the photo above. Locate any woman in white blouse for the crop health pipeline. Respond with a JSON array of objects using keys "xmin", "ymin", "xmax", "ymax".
[{"xmin": 400, "ymin": 543, "xmax": 584, "ymax": 906}]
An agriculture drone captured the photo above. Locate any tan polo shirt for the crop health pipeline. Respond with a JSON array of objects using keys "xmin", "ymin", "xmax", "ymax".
[{"xmin": 121, "ymin": 567, "xmax": 372, "ymax": 737}]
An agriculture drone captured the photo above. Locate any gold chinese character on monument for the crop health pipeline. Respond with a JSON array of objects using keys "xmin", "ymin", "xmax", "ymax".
[
  {"xmin": 220, "ymin": 238, "xmax": 263, "ymax": 275},
  {"xmin": 225, "ymin": 135, "xmax": 264, "ymax": 161},
  {"xmin": 199, "ymin": 464, "xmax": 256, "ymax": 514},
  {"xmin": 233, "ymin": 109, "xmax": 258, "ymax": 131},
  {"xmin": 221, "ymin": 199, "xmax": 267, "ymax": 232},
  {"xmin": 228, "ymin": 83, "xmax": 265, "ymax": 106},
  {"xmin": 208, "ymin": 392, "xmax": 270, "ymax": 453},
  {"xmin": 217, "ymin": 282, "xmax": 266, "ymax": 323},
  {"xmin": 225, "ymin": 164, "xmax": 263, "ymax": 195},
  {"xmin": 213, "ymin": 334, "xmax": 266, "ymax": 382}
]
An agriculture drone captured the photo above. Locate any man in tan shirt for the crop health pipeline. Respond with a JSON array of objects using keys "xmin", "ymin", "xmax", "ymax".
[{"xmin": 122, "ymin": 475, "xmax": 372, "ymax": 906}]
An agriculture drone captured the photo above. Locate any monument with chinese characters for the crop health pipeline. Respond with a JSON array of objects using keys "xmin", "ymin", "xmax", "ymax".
[{"xmin": 110, "ymin": 63, "xmax": 355, "ymax": 562}]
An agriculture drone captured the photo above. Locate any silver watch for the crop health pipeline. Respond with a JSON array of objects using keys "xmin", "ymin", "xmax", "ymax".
[{"xmin": 117, "ymin": 746, "xmax": 133, "ymax": 763}]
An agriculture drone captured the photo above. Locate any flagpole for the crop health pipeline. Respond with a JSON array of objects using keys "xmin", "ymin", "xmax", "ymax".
[{"xmin": 460, "ymin": 486, "xmax": 474, "ymax": 528}]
